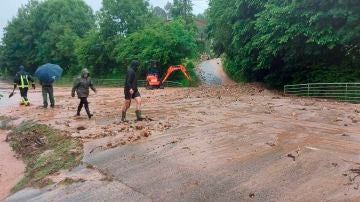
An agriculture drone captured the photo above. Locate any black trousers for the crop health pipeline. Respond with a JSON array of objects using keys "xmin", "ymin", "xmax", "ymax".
[
  {"xmin": 19, "ymin": 87, "xmax": 28, "ymax": 101},
  {"xmin": 77, "ymin": 97, "xmax": 91, "ymax": 116}
]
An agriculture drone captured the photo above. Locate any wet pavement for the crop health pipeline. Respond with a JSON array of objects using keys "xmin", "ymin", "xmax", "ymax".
[{"xmin": 197, "ymin": 58, "xmax": 234, "ymax": 86}]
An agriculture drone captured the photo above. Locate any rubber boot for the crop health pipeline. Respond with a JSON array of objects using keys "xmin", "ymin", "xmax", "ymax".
[
  {"xmin": 135, "ymin": 110, "xmax": 144, "ymax": 121},
  {"xmin": 121, "ymin": 111, "xmax": 127, "ymax": 122},
  {"xmin": 85, "ymin": 105, "xmax": 93, "ymax": 119},
  {"xmin": 76, "ymin": 104, "xmax": 82, "ymax": 116},
  {"xmin": 24, "ymin": 99, "xmax": 30, "ymax": 106}
]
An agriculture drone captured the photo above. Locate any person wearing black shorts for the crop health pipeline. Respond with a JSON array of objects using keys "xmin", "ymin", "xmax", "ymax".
[{"xmin": 122, "ymin": 60, "xmax": 143, "ymax": 121}]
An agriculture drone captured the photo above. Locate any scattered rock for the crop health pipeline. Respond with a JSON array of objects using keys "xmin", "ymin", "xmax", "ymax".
[
  {"xmin": 77, "ymin": 126, "xmax": 86, "ymax": 131},
  {"xmin": 86, "ymin": 164, "xmax": 95, "ymax": 169},
  {"xmin": 287, "ymin": 153, "xmax": 296, "ymax": 161},
  {"xmin": 141, "ymin": 130, "xmax": 151, "ymax": 137}
]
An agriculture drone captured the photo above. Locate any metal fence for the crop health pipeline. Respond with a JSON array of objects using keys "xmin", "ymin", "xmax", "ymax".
[
  {"xmin": 55, "ymin": 78, "xmax": 184, "ymax": 88},
  {"xmin": 284, "ymin": 83, "xmax": 360, "ymax": 103},
  {"xmin": 0, "ymin": 78, "xmax": 184, "ymax": 89}
]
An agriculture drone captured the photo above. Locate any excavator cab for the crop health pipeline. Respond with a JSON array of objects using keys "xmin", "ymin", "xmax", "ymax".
[
  {"xmin": 146, "ymin": 60, "xmax": 162, "ymax": 89},
  {"xmin": 146, "ymin": 63, "xmax": 191, "ymax": 89}
]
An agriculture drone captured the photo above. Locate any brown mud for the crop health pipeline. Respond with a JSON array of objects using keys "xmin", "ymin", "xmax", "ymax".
[{"xmin": 2, "ymin": 60, "xmax": 360, "ymax": 201}]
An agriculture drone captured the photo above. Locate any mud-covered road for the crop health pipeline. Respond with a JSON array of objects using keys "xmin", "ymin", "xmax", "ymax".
[{"xmin": 2, "ymin": 61, "xmax": 360, "ymax": 201}]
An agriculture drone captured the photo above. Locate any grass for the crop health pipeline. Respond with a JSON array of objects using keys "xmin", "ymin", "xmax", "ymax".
[
  {"xmin": 6, "ymin": 121, "xmax": 83, "ymax": 192},
  {"xmin": 59, "ymin": 177, "xmax": 86, "ymax": 185}
]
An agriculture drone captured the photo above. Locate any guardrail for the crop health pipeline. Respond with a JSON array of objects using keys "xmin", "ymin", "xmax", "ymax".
[{"xmin": 284, "ymin": 83, "xmax": 360, "ymax": 103}]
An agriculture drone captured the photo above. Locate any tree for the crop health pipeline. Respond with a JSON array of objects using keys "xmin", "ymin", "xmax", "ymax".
[
  {"xmin": 169, "ymin": 0, "xmax": 193, "ymax": 22},
  {"xmin": 76, "ymin": 29, "xmax": 118, "ymax": 76},
  {"xmin": 114, "ymin": 20, "xmax": 197, "ymax": 75},
  {"xmin": 207, "ymin": 0, "xmax": 360, "ymax": 88},
  {"xmin": 98, "ymin": 0, "xmax": 151, "ymax": 38},
  {"xmin": 1, "ymin": 0, "xmax": 95, "ymax": 74},
  {"xmin": 152, "ymin": 6, "xmax": 167, "ymax": 20}
]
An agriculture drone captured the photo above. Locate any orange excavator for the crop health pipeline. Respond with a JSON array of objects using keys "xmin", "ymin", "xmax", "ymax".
[{"xmin": 146, "ymin": 64, "xmax": 191, "ymax": 89}]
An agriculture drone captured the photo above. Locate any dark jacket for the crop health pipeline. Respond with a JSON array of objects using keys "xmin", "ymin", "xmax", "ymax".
[
  {"xmin": 14, "ymin": 66, "xmax": 34, "ymax": 88},
  {"xmin": 72, "ymin": 69, "xmax": 96, "ymax": 98},
  {"xmin": 124, "ymin": 67, "xmax": 138, "ymax": 91}
]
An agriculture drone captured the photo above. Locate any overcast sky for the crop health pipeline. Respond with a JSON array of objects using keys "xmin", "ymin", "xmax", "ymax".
[{"xmin": 0, "ymin": 0, "xmax": 208, "ymax": 41}]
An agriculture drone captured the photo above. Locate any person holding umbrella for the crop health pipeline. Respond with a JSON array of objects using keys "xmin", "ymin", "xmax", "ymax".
[
  {"xmin": 35, "ymin": 63, "xmax": 63, "ymax": 108},
  {"xmin": 11, "ymin": 65, "xmax": 35, "ymax": 106},
  {"xmin": 72, "ymin": 68, "xmax": 96, "ymax": 119}
]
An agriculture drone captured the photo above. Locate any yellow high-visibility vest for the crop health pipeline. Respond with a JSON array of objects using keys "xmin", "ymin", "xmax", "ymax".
[{"xmin": 20, "ymin": 75, "xmax": 29, "ymax": 88}]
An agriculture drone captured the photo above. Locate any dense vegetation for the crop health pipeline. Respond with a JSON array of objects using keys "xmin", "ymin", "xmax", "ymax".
[
  {"xmin": 207, "ymin": 0, "xmax": 360, "ymax": 88},
  {"xmin": 0, "ymin": 0, "xmax": 202, "ymax": 83}
]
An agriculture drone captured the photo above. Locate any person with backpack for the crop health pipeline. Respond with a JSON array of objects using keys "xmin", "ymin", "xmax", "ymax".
[
  {"xmin": 71, "ymin": 68, "xmax": 96, "ymax": 119},
  {"xmin": 12, "ymin": 65, "xmax": 35, "ymax": 106}
]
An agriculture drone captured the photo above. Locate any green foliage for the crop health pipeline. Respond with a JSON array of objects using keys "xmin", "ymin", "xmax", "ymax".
[
  {"xmin": 207, "ymin": 0, "xmax": 360, "ymax": 88},
  {"xmin": 98, "ymin": 0, "xmax": 151, "ymax": 38},
  {"xmin": 114, "ymin": 20, "xmax": 197, "ymax": 75},
  {"xmin": 76, "ymin": 29, "xmax": 118, "ymax": 76},
  {"xmin": 1, "ymin": 0, "xmax": 95, "ymax": 74},
  {"xmin": 76, "ymin": 0, "xmax": 160, "ymax": 77},
  {"xmin": 0, "ymin": 0, "xmax": 202, "ymax": 82},
  {"xmin": 169, "ymin": 0, "xmax": 193, "ymax": 20}
]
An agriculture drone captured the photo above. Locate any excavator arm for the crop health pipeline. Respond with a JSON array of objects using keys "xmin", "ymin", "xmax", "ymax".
[{"xmin": 162, "ymin": 65, "xmax": 192, "ymax": 83}]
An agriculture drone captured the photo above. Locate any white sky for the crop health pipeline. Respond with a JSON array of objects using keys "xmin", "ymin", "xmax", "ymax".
[{"xmin": 0, "ymin": 0, "xmax": 208, "ymax": 41}]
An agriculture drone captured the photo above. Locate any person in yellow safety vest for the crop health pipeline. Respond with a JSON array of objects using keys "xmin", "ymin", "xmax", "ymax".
[{"xmin": 13, "ymin": 65, "xmax": 35, "ymax": 106}]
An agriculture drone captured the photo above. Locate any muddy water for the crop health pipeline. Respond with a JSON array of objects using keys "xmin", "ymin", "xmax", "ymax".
[
  {"xmin": 3, "ymin": 82, "xmax": 360, "ymax": 201},
  {"xmin": 0, "ymin": 130, "xmax": 25, "ymax": 200},
  {"xmin": 0, "ymin": 88, "xmax": 19, "ymax": 107}
]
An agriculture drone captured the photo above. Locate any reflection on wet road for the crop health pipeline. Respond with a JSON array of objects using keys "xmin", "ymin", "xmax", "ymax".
[{"xmin": 197, "ymin": 58, "xmax": 234, "ymax": 86}]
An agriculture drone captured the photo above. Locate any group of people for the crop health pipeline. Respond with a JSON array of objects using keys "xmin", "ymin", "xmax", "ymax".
[{"xmin": 12, "ymin": 60, "xmax": 143, "ymax": 121}]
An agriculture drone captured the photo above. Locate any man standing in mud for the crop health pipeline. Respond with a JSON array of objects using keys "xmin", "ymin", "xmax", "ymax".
[
  {"xmin": 40, "ymin": 80, "xmax": 55, "ymax": 108},
  {"xmin": 122, "ymin": 60, "xmax": 143, "ymax": 122},
  {"xmin": 12, "ymin": 65, "xmax": 35, "ymax": 106}
]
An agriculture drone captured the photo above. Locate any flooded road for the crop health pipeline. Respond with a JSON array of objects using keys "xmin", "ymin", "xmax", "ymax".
[
  {"xmin": 1, "ymin": 61, "xmax": 360, "ymax": 202},
  {"xmin": 3, "ymin": 84, "xmax": 360, "ymax": 202},
  {"xmin": 197, "ymin": 58, "xmax": 234, "ymax": 85},
  {"xmin": 0, "ymin": 129, "xmax": 25, "ymax": 200}
]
